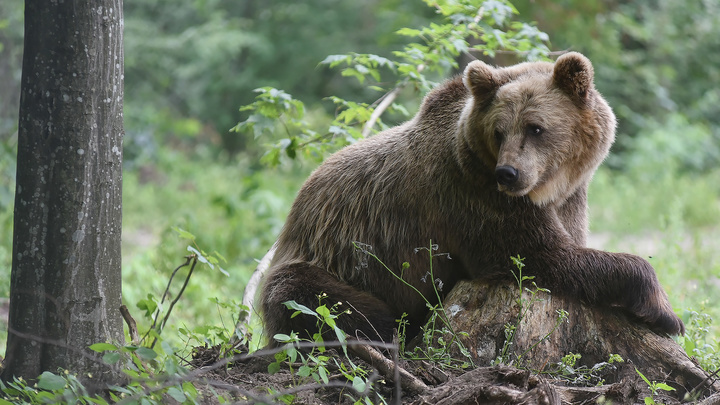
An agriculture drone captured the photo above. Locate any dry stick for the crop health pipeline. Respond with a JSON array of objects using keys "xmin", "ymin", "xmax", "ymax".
[
  {"xmin": 141, "ymin": 255, "xmax": 193, "ymax": 343},
  {"xmin": 161, "ymin": 255, "xmax": 194, "ymax": 303},
  {"xmin": 360, "ymin": 64, "xmax": 426, "ymax": 139},
  {"xmin": 120, "ymin": 305, "xmax": 140, "ymax": 344},
  {"xmin": 235, "ymin": 243, "xmax": 277, "ymax": 340},
  {"xmin": 349, "ymin": 341, "xmax": 430, "ymax": 396},
  {"xmin": 361, "ymin": 84, "xmax": 403, "ymax": 138},
  {"xmin": 690, "ymin": 367, "xmax": 720, "ymax": 400},
  {"xmin": 152, "ymin": 256, "xmax": 199, "ymax": 348}
]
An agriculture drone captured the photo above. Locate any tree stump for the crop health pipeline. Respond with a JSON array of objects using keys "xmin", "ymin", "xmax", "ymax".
[
  {"xmin": 431, "ymin": 280, "xmax": 720, "ymax": 402},
  {"xmin": 238, "ymin": 249, "xmax": 720, "ymax": 403}
]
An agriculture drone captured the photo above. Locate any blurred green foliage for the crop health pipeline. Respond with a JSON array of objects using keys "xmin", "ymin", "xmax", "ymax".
[
  {"xmin": 122, "ymin": 0, "xmax": 438, "ymax": 154},
  {"xmin": 3, "ymin": 0, "xmax": 720, "ymax": 168},
  {"xmin": 514, "ymin": 0, "xmax": 720, "ymax": 168},
  {"xmin": 234, "ymin": 0, "xmax": 551, "ymax": 166},
  {"xmin": 0, "ymin": 0, "xmax": 719, "ymax": 366}
]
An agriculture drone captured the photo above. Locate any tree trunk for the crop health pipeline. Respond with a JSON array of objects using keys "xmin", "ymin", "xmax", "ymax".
[
  {"xmin": 2, "ymin": 0, "xmax": 124, "ymax": 385},
  {"xmin": 430, "ymin": 280, "xmax": 720, "ymax": 403}
]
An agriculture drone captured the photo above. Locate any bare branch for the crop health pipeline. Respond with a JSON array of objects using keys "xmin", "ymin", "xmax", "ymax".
[
  {"xmin": 119, "ymin": 305, "xmax": 140, "ymax": 344},
  {"xmin": 349, "ymin": 342, "xmax": 430, "ymax": 395},
  {"xmin": 361, "ymin": 85, "xmax": 404, "ymax": 138}
]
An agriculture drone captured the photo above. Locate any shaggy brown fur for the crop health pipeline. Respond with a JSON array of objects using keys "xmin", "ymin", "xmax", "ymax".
[{"xmin": 260, "ymin": 52, "xmax": 684, "ymax": 344}]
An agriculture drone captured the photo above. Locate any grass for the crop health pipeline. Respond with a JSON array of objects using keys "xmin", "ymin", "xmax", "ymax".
[
  {"xmin": 588, "ymin": 164, "xmax": 720, "ymax": 342},
  {"xmin": 120, "ymin": 148, "xmax": 311, "ymax": 348}
]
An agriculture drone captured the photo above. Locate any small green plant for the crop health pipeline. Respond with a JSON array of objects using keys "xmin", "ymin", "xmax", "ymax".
[
  {"xmin": 680, "ymin": 306, "xmax": 720, "ymax": 373},
  {"xmin": 494, "ymin": 255, "xmax": 568, "ymax": 366},
  {"xmin": 133, "ymin": 227, "xmax": 230, "ymax": 351},
  {"xmin": 270, "ymin": 297, "xmax": 345, "ymax": 384},
  {"xmin": 0, "ymin": 371, "xmax": 99, "ymax": 405},
  {"xmin": 0, "ymin": 228, "xmax": 232, "ymax": 405},
  {"xmin": 540, "ymin": 353, "xmax": 624, "ymax": 386},
  {"xmin": 354, "ymin": 241, "xmax": 474, "ymax": 371},
  {"xmin": 267, "ymin": 297, "xmax": 386, "ymax": 404},
  {"xmin": 636, "ymin": 367, "xmax": 676, "ymax": 405},
  {"xmin": 0, "ymin": 343, "xmax": 204, "ymax": 404},
  {"xmin": 175, "ymin": 295, "xmax": 261, "ymax": 361}
]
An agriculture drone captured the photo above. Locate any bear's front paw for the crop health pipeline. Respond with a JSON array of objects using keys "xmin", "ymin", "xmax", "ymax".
[
  {"xmin": 632, "ymin": 290, "xmax": 685, "ymax": 336},
  {"xmin": 645, "ymin": 307, "xmax": 685, "ymax": 336},
  {"xmin": 619, "ymin": 254, "xmax": 684, "ymax": 336}
]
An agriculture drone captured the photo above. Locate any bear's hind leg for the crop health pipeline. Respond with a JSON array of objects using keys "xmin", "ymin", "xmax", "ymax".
[{"xmin": 261, "ymin": 262, "xmax": 397, "ymax": 345}]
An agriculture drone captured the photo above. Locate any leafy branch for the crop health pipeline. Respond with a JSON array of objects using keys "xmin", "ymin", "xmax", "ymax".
[{"xmin": 233, "ymin": 0, "xmax": 550, "ymax": 167}]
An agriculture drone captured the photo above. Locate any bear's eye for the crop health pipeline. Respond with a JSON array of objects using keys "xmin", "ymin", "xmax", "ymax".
[
  {"xmin": 526, "ymin": 124, "xmax": 544, "ymax": 137},
  {"xmin": 494, "ymin": 129, "xmax": 503, "ymax": 144}
]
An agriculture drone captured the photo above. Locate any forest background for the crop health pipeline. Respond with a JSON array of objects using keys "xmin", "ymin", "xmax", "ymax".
[{"xmin": 0, "ymin": 0, "xmax": 719, "ymax": 363}]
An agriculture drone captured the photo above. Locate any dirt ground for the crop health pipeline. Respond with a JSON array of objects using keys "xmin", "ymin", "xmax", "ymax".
[{"xmin": 187, "ymin": 342, "xmax": 720, "ymax": 405}]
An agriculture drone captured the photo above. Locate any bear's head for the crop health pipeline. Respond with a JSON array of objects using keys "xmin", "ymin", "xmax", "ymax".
[{"xmin": 459, "ymin": 52, "xmax": 616, "ymax": 206}]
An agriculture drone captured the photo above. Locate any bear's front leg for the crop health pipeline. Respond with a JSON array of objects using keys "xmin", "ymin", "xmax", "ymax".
[{"xmin": 526, "ymin": 246, "xmax": 684, "ymax": 336}]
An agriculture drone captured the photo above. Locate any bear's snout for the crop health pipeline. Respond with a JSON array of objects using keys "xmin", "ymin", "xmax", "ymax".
[{"xmin": 495, "ymin": 165, "xmax": 519, "ymax": 186}]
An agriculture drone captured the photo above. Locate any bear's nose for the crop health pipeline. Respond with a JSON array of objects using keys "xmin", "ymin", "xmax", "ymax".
[{"xmin": 495, "ymin": 165, "xmax": 519, "ymax": 186}]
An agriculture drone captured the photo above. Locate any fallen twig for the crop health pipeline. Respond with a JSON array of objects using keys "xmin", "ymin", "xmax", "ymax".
[{"xmin": 349, "ymin": 341, "xmax": 430, "ymax": 395}]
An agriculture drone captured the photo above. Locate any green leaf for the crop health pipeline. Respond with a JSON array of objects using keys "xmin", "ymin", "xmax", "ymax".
[
  {"xmin": 103, "ymin": 352, "xmax": 121, "ymax": 365},
  {"xmin": 333, "ymin": 325, "xmax": 347, "ymax": 345},
  {"xmin": 172, "ymin": 227, "xmax": 196, "ymax": 241},
  {"xmin": 37, "ymin": 371, "xmax": 66, "ymax": 391},
  {"xmin": 318, "ymin": 366, "xmax": 329, "ymax": 384},
  {"xmin": 655, "ymin": 383, "xmax": 675, "ymax": 392},
  {"xmin": 367, "ymin": 54, "xmax": 395, "ymax": 69},
  {"xmin": 277, "ymin": 393, "xmax": 295, "ymax": 405},
  {"xmin": 283, "ymin": 300, "xmax": 318, "ymax": 317},
  {"xmin": 213, "ymin": 251, "xmax": 227, "ymax": 263},
  {"xmin": 167, "ymin": 386, "xmax": 187, "ymax": 402},
  {"xmin": 135, "ymin": 347, "xmax": 158, "ymax": 360},
  {"xmin": 187, "ymin": 246, "xmax": 214, "ymax": 269},
  {"xmin": 182, "ymin": 382, "xmax": 199, "ymax": 400},
  {"xmin": 635, "ymin": 368, "xmax": 651, "ymax": 386},
  {"xmin": 161, "ymin": 340, "xmax": 175, "ymax": 356},
  {"xmin": 320, "ymin": 54, "xmax": 350, "ymax": 67},
  {"xmin": 89, "ymin": 342, "xmax": 118, "ymax": 352},
  {"xmin": 341, "ymin": 67, "xmax": 365, "ymax": 84},
  {"xmin": 396, "ymin": 27, "xmax": 421, "ymax": 37},
  {"xmin": 315, "ymin": 305, "xmax": 331, "ymax": 319},
  {"xmin": 136, "ymin": 294, "xmax": 158, "ymax": 318},
  {"xmin": 36, "ymin": 392, "xmax": 55, "ymax": 401},
  {"xmin": 164, "ymin": 357, "xmax": 179, "ymax": 375},
  {"xmin": 352, "ymin": 376, "xmax": 366, "ymax": 393},
  {"xmin": 297, "ymin": 365, "xmax": 312, "ymax": 377},
  {"xmin": 273, "ymin": 333, "xmax": 293, "ymax": 343},
  {"xmin": 287, "ymin": 345, "xmax": 298, "ymax": 363}
]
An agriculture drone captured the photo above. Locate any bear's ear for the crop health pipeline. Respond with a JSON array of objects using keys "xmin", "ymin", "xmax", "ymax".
[
  {"xmin": 463, "ymin": 60, "xmax": 504, "ymax": 106},
  {"xmin": 553, "ymin": 52, "xmax": 594, "ymax": 105}
]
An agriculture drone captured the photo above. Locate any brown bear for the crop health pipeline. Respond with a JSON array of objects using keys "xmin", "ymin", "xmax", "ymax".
[{"xmin": 260, "ymin": 52, "xmax": 684, "ymax": 344}]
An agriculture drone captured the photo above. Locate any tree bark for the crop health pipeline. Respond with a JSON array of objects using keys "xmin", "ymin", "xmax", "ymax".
[
  {"xmin": 432, "ymin": 280, "xmax": 720, "ymax": 402},
  {"xmin": 3, "ymin": 0, "xmax": 124, "ymax": 385}
]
